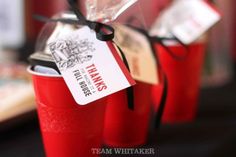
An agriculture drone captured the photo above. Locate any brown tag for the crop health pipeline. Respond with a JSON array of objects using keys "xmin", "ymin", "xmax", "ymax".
[{"xmin": 113, "ymin": 24, "xmax": 159, "ymax": 84}]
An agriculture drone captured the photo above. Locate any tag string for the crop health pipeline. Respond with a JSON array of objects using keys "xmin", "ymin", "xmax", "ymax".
[{"xmin": 33, "ymin": 0, "xmax": 135, "ymax": 110}]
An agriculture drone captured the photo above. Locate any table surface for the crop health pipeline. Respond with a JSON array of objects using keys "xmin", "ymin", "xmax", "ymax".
[{"xmin": 0, "ymin": 77, "xmax": 236, "ymax": 157}]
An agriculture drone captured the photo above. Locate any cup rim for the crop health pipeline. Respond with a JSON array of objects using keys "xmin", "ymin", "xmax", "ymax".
[{"xmin": 27, "ymin": 66, "xmax": 62, "ymax": 78}]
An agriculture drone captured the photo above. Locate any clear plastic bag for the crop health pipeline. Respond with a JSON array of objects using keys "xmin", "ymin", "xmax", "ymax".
[
  {"xmin": 85, "ymin": 0, "xmax": 137, "ymax": 22},
  {"xmin": 35, "ymin": 0, "xmax": 139, "ymax": 54},
  {"xmin": 29, "ymin": 0, "xmax": 139, "ymax": 72}
]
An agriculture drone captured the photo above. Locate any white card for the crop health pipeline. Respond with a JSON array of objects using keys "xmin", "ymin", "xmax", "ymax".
[
  {"xmin": 0, "ymin": 0, "xmax": 25, "ymax": 48},
  {"xmin": 150, "ymin": 0, "xmax": 221, "ymax": 44},
  {"xmin": 114, "ymin": 24, "xmax": 159, "ymax": 84},
  {"xmin": 171, "ymin": 0, "xmax": 221, "ymax": 44},
  {"xmin": 48, "ymin": 26, "xmax": 135, "ymax": 105}
]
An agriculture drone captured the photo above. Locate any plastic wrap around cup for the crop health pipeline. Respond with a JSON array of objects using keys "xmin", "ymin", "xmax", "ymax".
[
  {"xmin": 28, "ymin": 67, "xmax": 106, "ymax": 157},
  {"xmin": 103, "ymin": 81, "xmax": 152, "ymax": 147},
  {"xmin": 152, "ymin": 42, "xmax": 205, "ymax": 123}
]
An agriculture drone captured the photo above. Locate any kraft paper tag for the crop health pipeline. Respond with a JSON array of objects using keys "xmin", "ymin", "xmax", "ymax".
[
  {"xmin": 48, "ymin": 26, "xmax": 135, "ymax": 105},
  {"xmin": 113, "ymin": 24, "xmax": 158, "ymax": 85}
]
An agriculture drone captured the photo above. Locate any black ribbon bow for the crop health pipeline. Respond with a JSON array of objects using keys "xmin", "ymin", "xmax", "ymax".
[{"xmin": 68, "ymin": 0, "xmax": 115, "ymax": 41}]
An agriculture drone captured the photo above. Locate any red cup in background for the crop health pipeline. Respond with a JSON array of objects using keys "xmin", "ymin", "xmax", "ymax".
[
  {"xmin": 28, "ymin": 67, "xmax": 106, "ymax": 157},
  {"xmin": 152, "ymin": 42, "xmax": 206, "ymax": 123},
  {"xmin": 103, "ymin": 81, "xmax": 152, "ymax": 147}
]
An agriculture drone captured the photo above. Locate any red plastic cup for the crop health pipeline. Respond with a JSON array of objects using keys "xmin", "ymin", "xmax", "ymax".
[
  {"xmin": 152, "ymin": 42, "xmax": 206, "ymax": 123},
  {"xmin": 103, "ymin": 81, "xmax": 152, "ymax": 147},
  {"xmin": 28, "ymin": 67, "xmax": 106, "ymax": 157}
]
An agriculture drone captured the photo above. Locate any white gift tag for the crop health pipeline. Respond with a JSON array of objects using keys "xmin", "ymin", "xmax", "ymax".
[
  {"xmin": 48, "ymin": 26, "xmax": 135, "ymax": 105},
  {"xmin": 150, "ymin": 0, "xmax": 221, "ymax": 44},
  {"xmin": 113, "ymin": 24, "xmax": 159, "ymax": 85},
  {"xmin": 171, "ymin": 0, "xmax": 221, "ymax": 44}
]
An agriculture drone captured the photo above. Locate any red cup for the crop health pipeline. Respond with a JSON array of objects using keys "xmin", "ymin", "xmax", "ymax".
[
  {"xmin": 28, "ymin": 67, "xmax": 106, "ymax": 157},
  {"xmin": 152, "ymin": 42, "xmax": 205, "ymax": 123},
  {"xmin": 103, "ymin": 81, "xmax": 152, "ymax": 147}
]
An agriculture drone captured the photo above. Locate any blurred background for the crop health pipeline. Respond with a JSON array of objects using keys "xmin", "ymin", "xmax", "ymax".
[{"xmin": 0, "ymin": 0, "xmax": 236, "ymax": 157}]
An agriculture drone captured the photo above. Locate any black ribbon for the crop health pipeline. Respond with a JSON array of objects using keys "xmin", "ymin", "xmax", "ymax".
[
  {"xmin": 147, "ymin": 34, "xmax": 169, "ymax": 129},
  {"xmin": 150, "ymin": 34, "xmax": 191, "ymax": 128},
  {"xmin": 114, "ymin": 23, "xmax": 189, "ymax": 128},
  {"xmin": 150, "ymin": 35, "xmax": 192, "ymax": 128},
  {"xmin": 154, "ymin": 71, "xmax": 168, "ymax": 128},
  {"xmin": 123, "ymin": 25, "xmax": 168, "ymax": 128},
  {"xmin": 115, "ymin": 44, "xmax": 135, "ymax": 110},
  {"xmin": 33, "ymin": 0, "xmax": 135, "ymax": 110}
]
